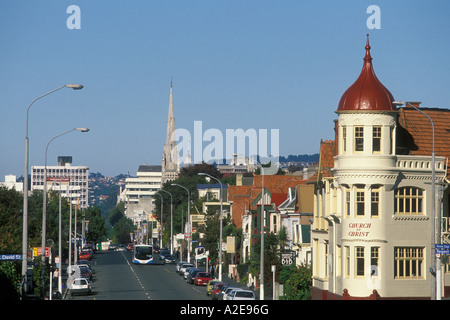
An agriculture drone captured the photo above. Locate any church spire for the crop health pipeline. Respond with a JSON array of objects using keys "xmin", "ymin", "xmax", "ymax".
[{"xmin": 162, "ymin": 80, "xmax": 179, "ymax": 183}]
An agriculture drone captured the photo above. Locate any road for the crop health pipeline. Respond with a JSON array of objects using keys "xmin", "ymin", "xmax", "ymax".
[{"xmin": 68, "ymin": 250, "xmax": 211, "ymax": 300}]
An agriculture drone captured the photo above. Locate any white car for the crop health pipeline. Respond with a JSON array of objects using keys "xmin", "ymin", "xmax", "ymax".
[
  {"xmin": 69, "ymin": 277, "xmax": 91, "ymax": 296},
  {"xmin": 229, "ymin": 289, "xmax": 256, "ymax": 300},
  {"xmin": 223, "ymin": 287, "xmax": 242, "ymax": 300},
  {"xmin": 176, "ymin": 261, "xmax": 188, "ymax": 273},
  {"xmin": 179, "ymin": 263, "xmax": 194, "ymax": 275}
]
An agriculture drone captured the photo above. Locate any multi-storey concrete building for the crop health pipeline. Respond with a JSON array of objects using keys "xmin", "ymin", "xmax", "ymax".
[
  {"xmin": 31, "ymin": 156, "xmax": 89, "ymax": 208},
  {"xmin": 0, "ymin": 174, "xmax": 23, "ymax": 192},
  {"xmin": 123, "ymin": 165, "xmax": 162, "ymax": 224}
]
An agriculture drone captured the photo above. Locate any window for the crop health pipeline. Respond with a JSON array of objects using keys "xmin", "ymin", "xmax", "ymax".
[
  {"xmin": 371, "ymin": 247, "xmax": 379, "ymax": 276},
  {"xmin": 342, "ymin": 126, "xmax": 347, "ymax": 153},
  {"xmin": 373, "ymin": 126, "xmax": 381, "ymax": 152},
  {"xmin": 354, "ymin": 126, "xmax": 364, "ymax": 151},
  {"xmin": 394, "ymin": 247, "xmax": 424, "ymax": 279},
  {"xmin": 371, "ymin": 189, "xmax": 379, "ymax": 217},
  {"xmin": 272, "ymin": 214, "xmax": 277, "ymax": 233},
  {"xmin": 356, "ymin": 189, "xmax": 365, "ymax": 216},
  {"xmin": 345, "ymin": 189, "xmax": 351, "ymax": 216},
  {"xmin": 337, "ymin": 246, "xmax": 342, "ymax": 277},
  {"xmin": 345, "ymin": 246, "xmax": 350, "ymax": 277},
  {"xmin": 356, "ymin": 247, "xmax": 365, "ymax": 277},
  {"xmin": 394, "ymin": 187, "xmax": 424, "ymax": 215}
]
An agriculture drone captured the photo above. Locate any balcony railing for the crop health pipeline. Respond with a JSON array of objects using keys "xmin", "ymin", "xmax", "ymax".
[{"xmin": 395, "ymin": 155, "xmax": 446, "ymax": 173}]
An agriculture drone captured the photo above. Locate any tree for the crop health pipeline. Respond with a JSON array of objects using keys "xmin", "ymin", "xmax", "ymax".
[
  {"xmin": 179, "ymin": 162, "xmax": 222, "ymax": 180},
  {"xmin": 108, "ymin": 202, "xmax": 125, "ymax": 226},
  {"xmin": 0, "ymin": 186, "xmax": 23, "ymax": 254},
  {"xmin": 108, "ymin": 203, "xmax": 135, "ymax": 244},
  {"xmin": 84, "ymin": 206, "xmax": 108, "ymax": 244},
  {"xmin": 280, "ymin": 264, "xmax": 312, "ymax": 300},
  {"xmin": 248, "ymin": 231, "xmax": 284, "ymax": 297},
  {"xmin": 0, "ymin": 261, "xmax": 20, "ymax": 299},
  {"xmin": 111, "ymin": 216, "xmax": 135, "ymax": 244}
]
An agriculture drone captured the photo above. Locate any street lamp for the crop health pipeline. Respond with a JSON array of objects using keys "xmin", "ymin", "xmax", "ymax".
[
  {"xmin": 198, "ymin": 172, "xmax": 223, "ymax": 281},
  {"xmin": 154, "ymin": 192, "xmax": 163, "ymax": 247},
  {"xmin": 256, "ymin": 162, "xmax": 265, "ymax": 300},
  {"xmin": 41, "ymin": 127, "xmax": 89, "ymax": 298},
  {"xmin": 158, "ymin": 189, "xmax": 173, "ymax": 254},
  {"xmin": 22, "ymin": 84, "xmax": 83, "ymax": 296},
  {"xmin": 171, "ymin": 183, "xmax": 191, "ymax": 263},
  {"xmin": 393, "ymin": 100, "xmax": 438, "ymax": 300}
]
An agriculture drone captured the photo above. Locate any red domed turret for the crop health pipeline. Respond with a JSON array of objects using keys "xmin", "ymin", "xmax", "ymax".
[{"xmin": 337, "ymin": 34, "xmax": 396, "ymax": 112}]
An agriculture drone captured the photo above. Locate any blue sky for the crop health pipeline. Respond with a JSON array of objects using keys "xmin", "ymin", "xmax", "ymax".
[{"xmin": 1, "ymin": 0, "xmax": 449, "ymax": 178}]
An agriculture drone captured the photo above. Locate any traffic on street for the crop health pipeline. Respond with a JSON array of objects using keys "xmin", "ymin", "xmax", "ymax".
[{"xmin": 66, "ymin": 246, "xmax": 254, "ymax": 301}]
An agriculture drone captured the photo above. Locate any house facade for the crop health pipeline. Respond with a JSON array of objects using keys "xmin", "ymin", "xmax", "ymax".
[{"xmin": 312, "ymin": 35, "xmax": 449, "ymax": 299}]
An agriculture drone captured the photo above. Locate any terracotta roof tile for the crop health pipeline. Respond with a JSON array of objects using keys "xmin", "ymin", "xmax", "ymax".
[
  {"xmin": 227, "ymin": 174, "xmax": 315, "ymax": 228},
  {"xmin": 398, "ymin": 106, "xmax": 450, "ymax": 176}
]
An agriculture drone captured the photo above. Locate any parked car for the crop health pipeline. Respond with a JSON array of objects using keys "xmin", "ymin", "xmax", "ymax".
[
  {"xmin": 222, "ymin": 287, "xmax": 242, "ymax": 300},
  {"xmin": 179, "ymin": 263, "xmax": 194, "ymax": 276},
  {"xmin": 228, "ymin": 289, "xmax": 256, "ymax": 300},
  {"xmin": 77, "ymin": 265, "xmax": 92, "ymax": 280},
  {"xmin": 183, "ymin": 266, "xmax": 196, "ymax": 279},
  {"xmin": 77, "ymin": 263, "xmax": 92, "ymax": 273},
  {"xmin": 83, "ymin": 244, "xmax": 96, "ymax": 253},
  {"xmin": 211, "ymin": 283, "xmax": 229, "ymax": 300},
  {"xmin": 206, "ymin": 280, "xmax": 221, "ymax": 296},
  {"xmin": 78, "ymin": 250, "xmax": 92, "ymax": 260},
  {"xmin": 176, "ymin": 261, "xmax": 188, "ymax": 273},
  {"xmin": 77, "ymin": 260, "xmax": 91, "ymax": 269},
  {"xmin": 186, "ymin": 268, "xmax": 202, "ymax": 284},
  {"xmin": 69, "ymin": 277, "xmax": 91, "ymax": 296},
  {"xmin": 194, "ymin": 272, "xmax": 213, "ymax": 286}
]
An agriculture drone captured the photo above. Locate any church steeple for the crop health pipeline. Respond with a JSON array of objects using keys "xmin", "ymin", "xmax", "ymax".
[{"xmin": 162, "ymin": 80, "xmax": 179, "ymax": 183}]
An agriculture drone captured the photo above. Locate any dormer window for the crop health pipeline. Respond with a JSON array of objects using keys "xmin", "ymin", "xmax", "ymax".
[{"xmin": 354, "ymin": 126, "xmax": 364, "ymax": 152}]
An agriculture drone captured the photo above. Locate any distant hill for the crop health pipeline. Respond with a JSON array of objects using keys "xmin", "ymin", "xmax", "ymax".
[{"xmin": 279, "ymin": 154, "xmax": 319, "ymax": 163}]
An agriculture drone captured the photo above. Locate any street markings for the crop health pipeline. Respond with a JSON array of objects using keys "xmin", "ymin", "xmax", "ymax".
[{"xmin": 121, "ymin": 251, "xmax": 152, "ymax": 300}]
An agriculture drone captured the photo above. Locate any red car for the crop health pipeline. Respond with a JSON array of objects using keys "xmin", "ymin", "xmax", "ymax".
[
  {"xmin": 194, "ymin": 272, "xmax": 213, "ymax": 286},
  {"xmin": 211, "ymin": 282, "xmax": 229, "ymax": 300},
  {"xmin": 79, "ymin": 250, "xmax": 92, "ymax": 260}
]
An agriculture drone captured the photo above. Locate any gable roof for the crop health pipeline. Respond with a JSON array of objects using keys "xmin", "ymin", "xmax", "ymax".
[{"xmin": 228, "ymin": 174, "xmax": 317, "ymax": 228}]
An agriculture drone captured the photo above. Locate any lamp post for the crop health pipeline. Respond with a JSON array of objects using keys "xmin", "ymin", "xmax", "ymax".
[
  {"xmin": 158, "ymin": 189, "xmax": 173, "ymax": 254},
  {"xmin": 394, "ymin": 100, "xmax": 438, "ymax": 299},
  {"xmin": 41, "ymin": 127, "xmax": 89, "ymax": 298},
  {"xmin": 171, "ymin": 183, "xmax": 191, "ymax": 263},
  {"xmin": 22, "ymin": 84, "xmax": 83, "ymax": 296},
  {"xmin": 198, "ymin": 172, "xmax": 223, "ymax": 281},
  {"xmin": 256, "ymin": 163, "xmax": 265, "ymax": 300},
  {"xmin": 154, "ymin": 192, "xmax": 163, "ymax": 247}
]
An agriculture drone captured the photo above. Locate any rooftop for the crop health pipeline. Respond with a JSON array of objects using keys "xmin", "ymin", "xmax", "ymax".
[{"xmin": 336, "ymin": 34, "xmax": 395, "ymax": 113}]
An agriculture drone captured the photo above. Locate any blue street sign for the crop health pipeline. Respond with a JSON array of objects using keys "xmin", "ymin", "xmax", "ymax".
[
  {"xmin": 435, "ymin": 244, "xmax": 450, "ymax": 255},
  {"xmin": 0, "ymin": 254, "xmax": 22, "ymax": 260}
]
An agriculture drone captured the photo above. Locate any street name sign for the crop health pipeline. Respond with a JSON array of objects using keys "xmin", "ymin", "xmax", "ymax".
[{"xmin": 0, "ymin": 254, "xmax": 22, "ymax": 260}]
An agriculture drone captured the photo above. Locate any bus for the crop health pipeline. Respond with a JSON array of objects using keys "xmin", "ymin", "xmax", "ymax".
[{"xmin": 133, "ymin": 244, "xmax": 162, "ymax": 264}]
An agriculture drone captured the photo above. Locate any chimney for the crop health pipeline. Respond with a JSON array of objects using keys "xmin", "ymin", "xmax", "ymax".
[{"xmin": 236, "ymin": 173, "xmax": 243, "ymax": 186}]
